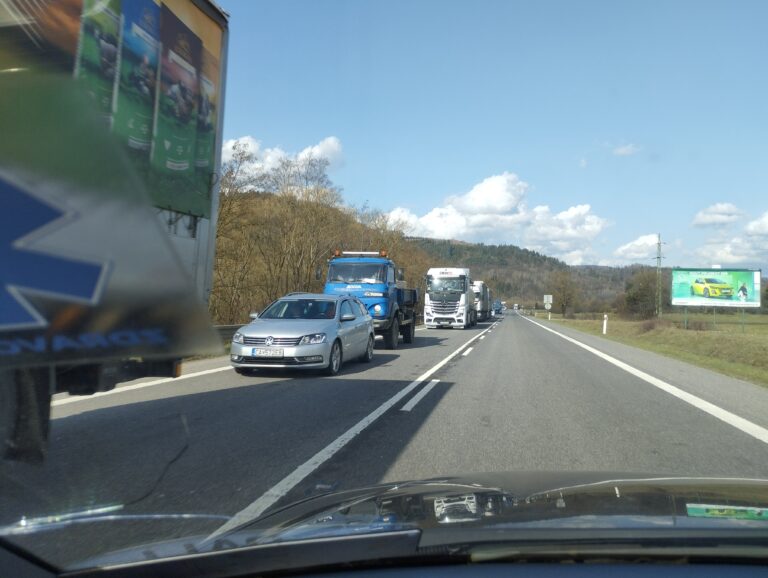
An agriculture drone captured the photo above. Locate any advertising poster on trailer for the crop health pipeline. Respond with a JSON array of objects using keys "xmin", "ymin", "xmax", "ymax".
[
  {"xmin": 671, "ymin": 269, "xmax": 762, "ymax": 308},
  {"xmin": 112, "ymin": 0, "xmax": 160, "ymax": 154},
  {"xmin": 149, "ymin": 5, "xmax": 202, "ymax": 202},
  {"xmin": 74, "ymin": 0, "xmax": 121, "ymax": 117},
  {"xmin": 195, "ymin": 45, "xmax": 220, "ymax": 192}
]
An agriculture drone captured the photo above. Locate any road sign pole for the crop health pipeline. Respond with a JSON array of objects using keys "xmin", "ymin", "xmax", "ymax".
[{"xmin": 603, "ymin": 314, "xmax": 608, "ymax": 335}]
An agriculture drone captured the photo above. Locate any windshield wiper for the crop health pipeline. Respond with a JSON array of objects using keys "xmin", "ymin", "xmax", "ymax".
[{"xmin": 0, "ymin": 505, "xmax": 228, "ymax": 536}]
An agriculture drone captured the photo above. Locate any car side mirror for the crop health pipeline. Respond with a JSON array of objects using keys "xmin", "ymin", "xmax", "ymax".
[
  {"xmin": 315, "ymin": 266, "xmax": 323, "ymax": 281},
  {"xmin": 249, "ymin": 312, "xmax": 259, "ymax": 320},
  {"xmin": 340, "ymin": 313, "xmax": 356, "ymax": 322},
  {"xmin": 397, "ymin": 268, "xmax": 405, "ymax": 282}
]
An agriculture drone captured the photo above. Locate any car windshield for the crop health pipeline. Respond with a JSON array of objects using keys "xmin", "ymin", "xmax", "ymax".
[
  {"xmin": 3, "ymin": 0, "xmax": 768, "ymax": 575},
  {"xmin": 261, "ymin": 299, "xmax": 337, "ymax": 319},
  {"xmin": 328, "ymin": 263, "xmax": 386, "ymax": 283}
]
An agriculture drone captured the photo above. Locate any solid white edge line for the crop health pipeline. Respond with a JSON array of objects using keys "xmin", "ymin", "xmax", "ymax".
[
  {"xmin": 462, "ymin": 348, "xmax": 473, "ymax": 357},
  {"xmin": 400, "ymin": 379, "xmax": 441, "ymax": 412},
  {"xmin": 51, "ymin": 366, "xmax": 233, "ymax": 407},
  {"xmin": 520, "ymin": 315, "xmax": 768, "ymax": 445},
  {"xmin": 205, "ymin": 323, "xmax": 496, "ymax": 541}
]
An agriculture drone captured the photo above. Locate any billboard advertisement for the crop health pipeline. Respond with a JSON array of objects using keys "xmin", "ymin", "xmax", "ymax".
[
  {"xmin": 74, "ymin": 0, "xmax": 121, "ymax": 117},
  {"xmin": 671, "ymin": 269, "xmax": 762, "ymax": 308}
]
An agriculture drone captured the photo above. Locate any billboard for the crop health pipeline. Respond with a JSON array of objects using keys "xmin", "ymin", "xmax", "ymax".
[
  {"xmin": 671, "ymin": 269, "xmax": 762, "ymax": 308},
  {"xmin": 70, "ymin": 0, "xmax": 225, "ymax": 217}
]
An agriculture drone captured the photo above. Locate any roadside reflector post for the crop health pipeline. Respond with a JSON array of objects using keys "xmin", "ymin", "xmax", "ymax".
[{"xmin": 603, "ymin": 314, "xmax": 608, "ymax": 335}]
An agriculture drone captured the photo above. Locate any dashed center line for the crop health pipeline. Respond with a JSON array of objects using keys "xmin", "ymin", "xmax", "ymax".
[
  {"xmin": 462, "ymin": 347, "xmax": 474, "ymax": 357},
  {"xmin": 400, "ymin": 379, "xmax": 440, "ymax": 412}
]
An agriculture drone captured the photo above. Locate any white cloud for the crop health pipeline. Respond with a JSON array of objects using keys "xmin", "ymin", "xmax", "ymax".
[
  {"xmin": 297, "ymin": 136, "xmax": 344, "ymax": 169},
  {"xmin": 222, "ymin": 135, "xmax": 343, "ymax": 172},
  {"xmin": 388, "ymin": 173, "xmax": 607, "ymax": 265},
  {"xmin": 692, "ymin": 203, "xmax": 743, "ymax": 227},
  {"xmin": 612, "ymin": 143, "xmax": 641, "ymax": 156},
  {"xmin": 695, "ymin": 237, "xmax": 759, "ymax": 265},
  {"xmin": 446, "ymin": 172, "xmax": 528, "ymax": 215},
  {"xmin": 579, "ymin": 158, "xmax": 588, "ymax": 169},
  {"xmin": 745, "ymin": 211, "xmax": 768, "ymax": 236},
  {"xmin": 613, "ymin": 234, "xmax": 658, "ymax": 261}
]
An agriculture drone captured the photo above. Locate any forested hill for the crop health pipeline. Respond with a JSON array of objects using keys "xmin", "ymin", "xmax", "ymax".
[
  {"xmin": 408, "ymin": 237, "xmax": 566, "ymax": 303},
  {"xmin": 409, "ymin": 237, "xmax": 650, "ymax": 308}
]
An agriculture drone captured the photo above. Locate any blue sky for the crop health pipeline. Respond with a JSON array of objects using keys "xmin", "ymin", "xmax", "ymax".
[{"xmin": 218, "ymin": 0, "xmax": 768, "ymax": 269}]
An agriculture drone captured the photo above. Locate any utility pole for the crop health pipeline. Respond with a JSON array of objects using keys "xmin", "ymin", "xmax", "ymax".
[{"xmin": 655, "ymin": 233, "xmax": 663, "ymax": 318}]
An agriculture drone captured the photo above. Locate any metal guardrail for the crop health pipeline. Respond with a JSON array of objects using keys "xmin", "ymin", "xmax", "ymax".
[{"xmin": 214, "ymin": 325, "xmax": 241, "ymax": 343}]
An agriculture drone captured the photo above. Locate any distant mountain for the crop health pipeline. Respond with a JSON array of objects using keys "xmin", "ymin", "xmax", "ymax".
[{"xmin": 408, "ymin": 236, "xmax": 654, "ymax": 308}]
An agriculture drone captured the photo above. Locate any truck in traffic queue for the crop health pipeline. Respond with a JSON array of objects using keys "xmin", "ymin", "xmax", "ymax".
[
  {"xmin": 424, "ymin": 268, "xmax": 477, "ymax": 329},
  {"xmin": 1, "ymin": 0, "xmax": 228, "ymax": 462},
  {"xmin": 322, "ymin": 251, "xmax": 419, "ymax": 349},
  {"xmin": 472, "ymin": 280, "xmax": 492, "ymax": 322}
]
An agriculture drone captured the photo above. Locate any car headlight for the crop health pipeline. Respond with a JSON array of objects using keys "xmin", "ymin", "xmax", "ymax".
[
  {"xmin": 373, "ymin": 304, "xmax": 382, "ymax": 313},
  {"xmin": 364, "ymin": 291, "xmax": 384, "ymax": 297},
  {"xmin": 232, "ymin": 332, "xmax": 244, "ymax": 344},
  {"xmin": 299, "ymin": 333, "xmax": 327, "ymax": 345}
]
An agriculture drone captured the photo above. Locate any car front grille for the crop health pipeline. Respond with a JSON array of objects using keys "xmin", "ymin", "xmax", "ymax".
[
  {"xmin": 239, "ymin": 356, "xmax": 317, "ymax": 365},
  {"xmin": 242, "ymin": 336, "xmax": 302, "ymax": 346}
]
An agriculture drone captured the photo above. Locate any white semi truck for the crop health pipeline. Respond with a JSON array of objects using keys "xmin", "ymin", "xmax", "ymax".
[
  {"xmin": 424, "ymin": 268, "xmax": 477, "ymax": 329},
  {"xmin": 472, "ymin": 280, "xmax": 492, "ymax": 322}
]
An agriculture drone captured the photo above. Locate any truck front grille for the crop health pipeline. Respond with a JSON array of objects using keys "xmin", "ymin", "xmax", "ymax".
[{"xmin": 430, "ymin": 302, "xmax": 460, "ymax": 315}]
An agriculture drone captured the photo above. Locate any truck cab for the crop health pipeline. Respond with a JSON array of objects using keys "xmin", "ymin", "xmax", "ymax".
[
  {"xmin": 424, "ymin": 267, "xmax": 477, "ymax": 329},
  {"xmin": 323, "ymin": 251, "xmax": 417, "ymax": 349}
]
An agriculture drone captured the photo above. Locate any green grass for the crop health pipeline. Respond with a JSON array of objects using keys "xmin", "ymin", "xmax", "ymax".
[{"xmin": 541, "ymin": 313, "xmax": 768, "ymax": 388}]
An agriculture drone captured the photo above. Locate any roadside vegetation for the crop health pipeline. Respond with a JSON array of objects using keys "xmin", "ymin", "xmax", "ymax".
[{"xmin": 544, "ymin": 311, "xmax": 768, "ymax": 387}]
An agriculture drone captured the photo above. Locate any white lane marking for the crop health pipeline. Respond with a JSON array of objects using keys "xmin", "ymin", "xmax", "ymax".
[
  {"xmin": 205, "ymin": 323, "xmax": 496, "ymax": 540},
  {"xmin": 400, "ymin": 379, "xmax": 440, "ymax": 412},
  {"xmin": 479, "ymin": 335, "xmax": 486, "ymax": 340},
  {"xmin": 462, "ymin": 348, "xmax": 473, "ymax": 357},
  {"xmin": 52, "ymin": 366, "xmax": 233, "ymax": 407},
  {"xmin": 520, "ymin": 315, "xmax": 768, "ymax": 445}
]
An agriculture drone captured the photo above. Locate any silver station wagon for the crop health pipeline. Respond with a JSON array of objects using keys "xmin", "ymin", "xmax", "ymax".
[{"xmin": 230, "ymin": 293, "xmax": 375, "ymax": 376}]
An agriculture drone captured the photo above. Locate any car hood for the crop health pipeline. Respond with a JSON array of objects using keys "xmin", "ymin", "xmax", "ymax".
[
  {"xmin": 239, "ymin": 319, "xmax": 338, "ymax": 337},
  {"xmin": 73, "ymin": 471, "xmax": 768, "ymax": 568}
]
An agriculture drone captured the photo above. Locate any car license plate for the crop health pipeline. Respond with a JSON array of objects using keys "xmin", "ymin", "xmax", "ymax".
[{"xmin": 252, "ymin": 348, "xmax": 284, "ymax": 358}]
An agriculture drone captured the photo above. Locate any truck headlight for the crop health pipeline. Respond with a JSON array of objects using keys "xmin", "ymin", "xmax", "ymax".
[
  {"xmin": 232, "ymin": 332, "xmax": 244, "ymax": 344},
  {"xmin": 373, "ymin": 304, "xmax": 382, "ymax": 313},
  {"xmin": 300, "ymin": 333, "xmax": 327, "ymax": 345}
]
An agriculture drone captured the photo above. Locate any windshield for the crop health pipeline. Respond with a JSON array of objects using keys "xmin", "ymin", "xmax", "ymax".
[
  {"xmin": 328, "ymin": 263, "xmax": 386, "ymax": 284},
  {"xmin": 3, "ymin": 0, "xmax": 768, "ymax": 574},
  {"xmin": 428, "ymin": 277, "xmax": 466, "ymax": 292},
  {"xmin": 261, "ymin": 299, "xmax": 337, "ymax": 319}
]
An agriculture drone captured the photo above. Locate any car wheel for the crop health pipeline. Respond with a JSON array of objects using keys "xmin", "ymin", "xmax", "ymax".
[
  {"xmin": 325, "ymin": 340, "xmax": 342, "ymax": 376},
  {"xmin": 361, "ymin": 334, "xmax": 374, "ymax": 362},
  {"xmin": 385, "ymin": 317, "xmax": 399, "ymax": 350}
]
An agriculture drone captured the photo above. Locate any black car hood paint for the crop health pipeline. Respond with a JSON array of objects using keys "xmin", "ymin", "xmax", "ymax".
[{"xmin": 71, "ymin": 471, "xmax": 768, "ymax": 569}]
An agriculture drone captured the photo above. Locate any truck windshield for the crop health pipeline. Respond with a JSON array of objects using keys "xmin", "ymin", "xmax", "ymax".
[
  {"xmin": 328, "ymin": 263, "xmax": 386, "ymax": 284},
  {"xmin": 428, "ymin": 277, "xmax": 465, "ymax": 292}
]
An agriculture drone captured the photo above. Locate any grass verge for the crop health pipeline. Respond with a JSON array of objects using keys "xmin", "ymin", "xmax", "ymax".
[{"xmin": 545, "ymin": 315, "xmax": 768, "ymax": 388}]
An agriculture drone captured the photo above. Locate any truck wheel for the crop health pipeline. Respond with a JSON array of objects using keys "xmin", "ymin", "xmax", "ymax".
[
  {"xmin": 385, "ymin": 317, "xmax": 399, "ymax": 349},
  {"xmin": 325, "ymin": 340, "xmax": 343, "ymax": 375},
  {"xmin": 403, "ymin": 320, "xmax": 415, "ymax": 344}
]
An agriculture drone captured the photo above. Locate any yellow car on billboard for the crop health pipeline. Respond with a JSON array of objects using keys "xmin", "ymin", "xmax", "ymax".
[{"xmin": 690, "ymin": 277, "xmax": 734, "ymax": 299}]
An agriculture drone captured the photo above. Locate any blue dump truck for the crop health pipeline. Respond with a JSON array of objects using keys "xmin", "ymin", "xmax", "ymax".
[{"xmin": 323, "ymin": 251, "xmax": 418, "ymax": 349}]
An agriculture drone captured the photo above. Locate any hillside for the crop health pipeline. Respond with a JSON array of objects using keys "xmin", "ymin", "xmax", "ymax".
[{"xmin": 409, "ymin": 237, "xmax": 653, "ymax": 308}]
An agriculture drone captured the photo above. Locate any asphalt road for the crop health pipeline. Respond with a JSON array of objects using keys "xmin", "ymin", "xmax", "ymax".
[{"xmin": 3, "ymin": 313, "xmax": 768, "ymax": 565}]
